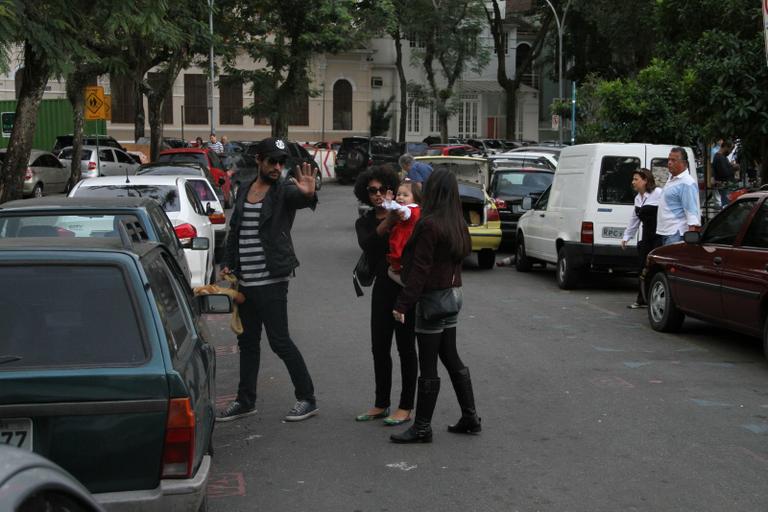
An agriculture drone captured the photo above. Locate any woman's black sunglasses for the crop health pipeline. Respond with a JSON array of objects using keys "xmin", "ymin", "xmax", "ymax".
[{"xmin": 367, "ymin": 186, "xmax": 388, "ymax": 195}]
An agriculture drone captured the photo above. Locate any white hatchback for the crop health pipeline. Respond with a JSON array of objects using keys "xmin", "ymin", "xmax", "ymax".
[{"xmin": 69, "ymin": 175, "xmax": 215, "ymax": 287}]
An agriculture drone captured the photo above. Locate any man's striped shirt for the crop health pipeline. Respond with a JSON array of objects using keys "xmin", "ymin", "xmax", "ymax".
[{"xmin": 238, "ymin": 202, "xmax": 288, "ymax": 287}]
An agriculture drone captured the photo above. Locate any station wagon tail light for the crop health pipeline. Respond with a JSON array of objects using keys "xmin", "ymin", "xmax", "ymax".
[
  {"xmin": 174, "ymin": 223, "xmax": 197, "ymax": 247},
  {"xmin": 24, "ymin": 167, "xmax": 33, "ymax": 180},
  {"xmin": 486, "ymin": 204, "xmax": 500, "ymax": 222},
  {"xmin": 209, "ymin": 212, "xmax": 226, "ymax": 224},
  {"xmin": 494, "ymin": 198, "xmax": 507, "ymax": 210},
  {"xmin": 161, "ymin": 398, "xmax": 196, "ymax": 479},
  {"xmin": 581, "ymin": 222, "xmax": 594, "ymax": 244},
  {"xmin": 87, "ymin": 162, "xmax": 97, "ymax": 171}
]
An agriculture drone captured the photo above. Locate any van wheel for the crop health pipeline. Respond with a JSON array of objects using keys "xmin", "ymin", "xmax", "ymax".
[
  {"xmin": 515, "ymin": 235, "xmax": 532, "ymax": 272},
  {"xmin": 477, "ymin": 249, "xmax": 495, "ymax": 269},
  {"xmin": 33, "ymin": 183, "xmax": 43, "ymax": 198},
  {"xmin": 556, "ymin": 247, "xmax": 581, "ymax": 289},
  {"xmin": 647, "ymin": 272, "xmax": 685, "ymax": 332}
]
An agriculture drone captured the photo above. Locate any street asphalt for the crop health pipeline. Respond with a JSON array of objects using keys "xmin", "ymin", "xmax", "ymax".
[{"xmin": 206, "ymin": 182, "xmax": 768, "ymax": 512}]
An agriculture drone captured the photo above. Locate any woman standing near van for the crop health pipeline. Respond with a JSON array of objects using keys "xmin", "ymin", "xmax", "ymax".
[
  {"xmin": 620, "ymin": 168, "xmax": 662, "ymax": 309},
  {"xmin": 390, "ymin": 169, "xmax": 480, "ymax": 444}
]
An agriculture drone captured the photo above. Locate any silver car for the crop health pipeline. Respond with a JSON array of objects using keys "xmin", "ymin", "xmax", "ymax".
[
  {"xmin": 0, "ymin": 149, "xmax": 69, "ymax": 198},
  {"xmin": 58, "ymin": 145, "xmax": 139, "ymax": 180}
]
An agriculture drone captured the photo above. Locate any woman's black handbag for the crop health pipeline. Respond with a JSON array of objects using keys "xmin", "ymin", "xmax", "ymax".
[
  {"xmin": 419, "ymin": 287, "xmax": 462, "ymax": 320},
  {"xmin": 353, "ymin": 253, "xmax": 374, "ymax": 297}
]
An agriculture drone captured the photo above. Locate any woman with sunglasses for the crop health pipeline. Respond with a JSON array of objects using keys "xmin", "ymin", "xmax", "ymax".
[
  {"xmin": 391, "ymin": 169, "xmax": 480, "ymax": 444},
  {"xmin": 353, "ymin": 165, "xmax": 417, "ymax": 427}
]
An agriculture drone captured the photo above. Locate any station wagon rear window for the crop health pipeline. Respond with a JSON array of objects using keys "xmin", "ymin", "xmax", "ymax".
[
  {"xmin": 597, "ymin": 156, "xmax": 641, "ymax": 205},
  {"xmin": 157, "ymin": 153, "xmax": 209, "ymax": 169},
  {"xmin": 0, "ymin": 265, "xmax": 147, "ymax": 369},
  {"xmin": 0, "ymin": 214, "xmax": 142, "ymax": 239},
  {"xmin": 58, "ymin": 148, "xmax": 93, "ymax": 160},
  {"xmin": 74, "ymin": 185, "xmax": 181, "ymax": 212}
]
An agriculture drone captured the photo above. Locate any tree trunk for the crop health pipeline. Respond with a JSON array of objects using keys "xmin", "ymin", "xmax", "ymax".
[
  {"xmin": 439, "ymin": 110, "xmax": 449, "ymax": 143},
  {"xmin": 393, "ymin": 28, "xmax": 407, "ymax": 143},
  {"xmin": 133, "ymin": 78, "xmax": 145, "ymax": 142},
  {"xmin": 761, "ymin": 137, "xmax": 768, "ymax": 185},
  {"xmin": 147, "ymin": 95, "xmax": 165, "ymax": 162},
  {"xmin": 0, "ymin": 42, "xmax": 50, "ymax": 202},
  {"xmin": 505, "ymin": 87, "xmax": 517, "ymax": 139},
  {"xmin": 65, "ymin": 68, "xmax": 96, "ymax": 188}
]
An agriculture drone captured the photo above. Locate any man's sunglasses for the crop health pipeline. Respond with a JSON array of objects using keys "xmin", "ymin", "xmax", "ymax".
[
  {"xmin": 267, "ymin": 156, "xmax": 286, "ymax": 165},
  {"xmin": 367, "ymin": 186, "xmax": 388, "ymax": 195}
]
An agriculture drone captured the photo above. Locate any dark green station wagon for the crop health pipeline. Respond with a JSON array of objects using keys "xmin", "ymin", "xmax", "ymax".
[{"xmin": 0, "ymin": 236, "xmax": 231, "ymax": 511}]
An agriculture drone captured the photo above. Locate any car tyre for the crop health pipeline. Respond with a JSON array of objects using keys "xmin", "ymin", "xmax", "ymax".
[
  {"xmin": 477, "ymin": 249, "xmax": 495, "ymax": 270},
  {"xmin": 647, "ymin": 272, "xmax": 685, "ymax": 332},
  {"xmin": 33, "ymin": 183, "xmax": 43, "ymax": 198},
  {"xmin": 556, "ymin": 247, "xmax": 581, "ymax": 289},
  {"xmin": 515, "ymin": 235, "xmax": 532, "ymax": 272}
]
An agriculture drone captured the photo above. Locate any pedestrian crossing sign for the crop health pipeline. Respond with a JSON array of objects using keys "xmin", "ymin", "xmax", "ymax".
[{"xmin": 85, "ymin": 86, "xmax": 106, "ymax": 120}]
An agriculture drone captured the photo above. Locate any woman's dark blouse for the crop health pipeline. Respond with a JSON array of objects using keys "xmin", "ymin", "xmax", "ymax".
[{"xmin": 355, "ymin": 210, "xmax": 389, "ymax": 280}]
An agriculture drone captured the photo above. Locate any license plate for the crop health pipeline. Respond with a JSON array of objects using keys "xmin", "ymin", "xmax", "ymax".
[
  {"xmin": 602, "ymin": 227, "xmax": 625, "ymax": 239},
  {"xmin": 0, "ymin": 418, "xmax": 33, "ymax": 450}
]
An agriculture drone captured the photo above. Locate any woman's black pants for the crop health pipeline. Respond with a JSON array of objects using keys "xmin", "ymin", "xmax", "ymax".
[{"xmin": 370, "ymin": 275, "xmax": 418, "ymax": 410}]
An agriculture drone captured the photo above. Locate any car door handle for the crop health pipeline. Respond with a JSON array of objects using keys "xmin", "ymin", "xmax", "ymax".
[
  {"xmin": 713, "ymin": 256, "xmax": 722, "ymax": 266},
  {"xmin": 539, "ymin": 213, "xmax": 545, "ymax": 218}
]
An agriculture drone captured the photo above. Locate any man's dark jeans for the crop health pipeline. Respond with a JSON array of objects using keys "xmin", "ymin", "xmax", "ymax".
[{"xmin": 236, "ymin": 281, "xmax": 315, "ymax": 408}]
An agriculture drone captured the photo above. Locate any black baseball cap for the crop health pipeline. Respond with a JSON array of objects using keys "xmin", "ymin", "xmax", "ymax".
[{"xmin": 255, "ymin": 137, "xmax": 289, "ymax": 159}]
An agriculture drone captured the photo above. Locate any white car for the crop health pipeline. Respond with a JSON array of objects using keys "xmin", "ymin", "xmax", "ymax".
[
  {"xmin": 58, "ymin": 145, "xmax": 140, "ymax": 179},
  {"xmin": 137, "ymin": 163, "xmax": 228, "ymax": 250},
  {"xmin": 490, "ymin": 151, "xmax": 558, "ymax": 171},
  {"xmin": 69, "ymin": 175, "xmax": 215, "ymax": 287}
]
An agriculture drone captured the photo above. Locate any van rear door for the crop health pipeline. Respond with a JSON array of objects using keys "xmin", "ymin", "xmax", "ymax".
[
  {"xmin": 0, "ymin": 255, "xmax": 168, "ymax": 494},
  {"xmin": 592, "ymin": 150, "xmax": 642, "ymax": 246}
]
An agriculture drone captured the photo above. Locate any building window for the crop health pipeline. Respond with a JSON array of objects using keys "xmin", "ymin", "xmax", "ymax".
[
  {"xmin": 219, "ymin": 75, "xmax": 243, "ymax": 125},
  {"xmin": 333, "ymin": 79, "xmax": 352, "ymax": 131},
  {"xmin": 110, "ymin": 74, "xmax": 135, "ymax": 124},
  {"xmin": 184, "ymin": 74, "xmax": 208, "ymax": 125},
  {"xmin": 407, "ymin": 32, "xmax": 425, "ymax": 48},
  {"xmin": 289, "ymin": 95, "xmax": 309, "ymax": 126},
  {"xmin": 458, "ymin": 95, "xmax": 478, "ymax": 138},
  {"xmin": 147, "ymin": 73, "xmax": 173, "ymax": 124},
  {"xmin": 406, "ymin": 97, "xmax": 420, "ymax": 135},
  {"xmin": 428, "ymin": 104, "xmax": 441, "ymax": 133}
]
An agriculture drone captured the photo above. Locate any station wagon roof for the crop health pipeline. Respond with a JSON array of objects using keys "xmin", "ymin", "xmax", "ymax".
[
  {"xmin": 0, "ymin": 237, "xmax": 161, "ymax": 258},
  {"xmin": 76, "ymin": 175, "xmax": 187, "ymax": 187},
  {"xmin": 1, "ymin": 196, "xmax": 161, "ymax": 211}
]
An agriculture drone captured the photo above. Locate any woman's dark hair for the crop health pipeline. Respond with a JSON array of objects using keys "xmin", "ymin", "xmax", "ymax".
[
  {"xmin": 632, "ymin": 168, "xmax": 657, "ymax": 193},
  {"xmin": 421, "ymin": 169, "xmax": 471, "ymax": 260},
  {"xmin": 354, "ymin": 165, "xmax": 400, "ymax": 206},
  {"xmin": 399, "ymin": 180, "xmax": 422, "ymax": 204}
]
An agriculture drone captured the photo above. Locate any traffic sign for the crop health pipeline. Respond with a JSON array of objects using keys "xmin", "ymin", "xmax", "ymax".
[
  {"xmin": 1, "ymin": 112, "xmax": 14, "ymax": 138},
  {"xmin": 103, "ymin": 95, "xmax": 112, "ymax": 121},
  {"xmin": 85, "ymin": 86, "xmax": 106, "ymax": 120}
]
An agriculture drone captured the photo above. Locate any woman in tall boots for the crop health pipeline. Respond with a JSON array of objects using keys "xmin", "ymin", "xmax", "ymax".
[{"xmin": 390, "ymin": 169, "xmax": 481, "ymax": 443}]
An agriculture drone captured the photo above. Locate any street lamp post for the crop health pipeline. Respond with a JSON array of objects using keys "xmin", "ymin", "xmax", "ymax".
[
  {"xmin": 543, "ymin": 0, "xmax": 571, "ymax": 145},
  {"xmin": 208, "ymin": 0, "xmax": 215, "ymax": 136}
]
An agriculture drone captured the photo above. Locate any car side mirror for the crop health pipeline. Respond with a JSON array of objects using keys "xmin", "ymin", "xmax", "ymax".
[
  {"xmin": 521, "ymin": 197, "xmax": 533, "ymax": 211},
  {"xmin": 197, "ymin": 294, "xmax": 232, "ymax": 314},
  {"xmin": 683, "ymin": 231, "xmax": 701, "ymax": 244},
  {"xmin": 191, "ymin": 237, "xmax": 210, "ymax": 250}
]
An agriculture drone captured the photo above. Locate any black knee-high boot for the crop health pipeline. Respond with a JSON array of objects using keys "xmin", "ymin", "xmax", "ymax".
[
  {"xmin": 447, "ymin": 367, "xmax": 481, "ymax": 434},
  {"xmin": 390, "ymin": 377, "xmax": 440, "ymax": 444}
]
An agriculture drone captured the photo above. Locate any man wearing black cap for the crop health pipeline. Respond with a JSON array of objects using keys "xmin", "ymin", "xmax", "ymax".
[{"xmin": 218, "ymin": 137, "xmax": 319, "ymax": 422}]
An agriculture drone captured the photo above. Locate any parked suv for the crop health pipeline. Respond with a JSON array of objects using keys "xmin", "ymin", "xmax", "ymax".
[
  {"xmin": 52, "ymin": 134, "xmax": 125, "ymax": 154},
  {"xmin": 0, "ymin": 236, "xmax": 232, "ymax": 510},
  {"xmin": 334, "ymin": 136, "xmax": 401, "ymax": 184}
]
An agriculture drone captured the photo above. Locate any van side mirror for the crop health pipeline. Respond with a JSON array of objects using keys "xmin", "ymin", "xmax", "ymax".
[
  {"xmin": 191, "ymin": 237, "xmax": 210, "ymax": 250},
  {"xmin": 197, "ymin": 294, "xmax": 232, "ymax": 314},
  {"xmin": 521, "ymin": 197, "xmax": 533, "ymax": 211},
  {"xmin": 683, "ymin": 231, "xmax": 701, "ymax": 244}
]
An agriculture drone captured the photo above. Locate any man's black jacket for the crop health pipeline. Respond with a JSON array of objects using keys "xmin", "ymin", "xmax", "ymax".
[{"xmin": 222, "ymin": 177, "xmax": 317, "ymax": 278}]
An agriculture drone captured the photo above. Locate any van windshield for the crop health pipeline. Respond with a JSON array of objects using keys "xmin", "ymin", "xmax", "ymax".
[{"xmin": 597, "ymin": 156, "xmax": 641, "ymax": 204}]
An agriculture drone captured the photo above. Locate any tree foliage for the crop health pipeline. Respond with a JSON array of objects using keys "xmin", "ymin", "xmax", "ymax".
[{"xmin": 369, "ymin": 97, "xmax": 395, "ymax": 137}]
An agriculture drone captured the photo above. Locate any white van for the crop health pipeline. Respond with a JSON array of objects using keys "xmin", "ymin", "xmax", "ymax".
[{"xmin": 515, "ymin": 143, "xmax": 698, "ymax": 289}]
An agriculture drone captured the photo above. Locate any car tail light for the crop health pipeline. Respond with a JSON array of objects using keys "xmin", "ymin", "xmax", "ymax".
[
  {"xmin": 486, "ymin": 205, "xmax": 500, "ymax": 222},
  {"xmin": 494, "ymin": 198, "xmax": 507, "ymax": 210},
  {"xmin": 87, "ymin": 161, "xmax": 97, "ymax": 171},
  {"xmin": 174, "ymin": 223, "xmax": 197, "ymax": 247},
  {"xmin": 24, "ymin": 167, "xmax": 33, "ymax": 180},
  {"xmin": 581, "ymin": 221, "xmax": 594, "ymax": 244},
  {"xmin": 368, "ymin": 159, "xmax": 373, "ymax": 167},
  {"xmin": 209, "ymin": 212, "xmax": 226, "ymax": 224},
  {"xmin": 161, "ymin": 398, "xmax": 195, "ymax": 479}
]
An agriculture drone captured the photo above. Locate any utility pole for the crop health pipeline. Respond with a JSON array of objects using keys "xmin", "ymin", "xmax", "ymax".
[
  {"xmin": 543, "ymin": 0, "xmax": 571, "ymax": 145},
  {"xmin": 208, "ymin": 0, "xmax": 216, "ymax": 135}
]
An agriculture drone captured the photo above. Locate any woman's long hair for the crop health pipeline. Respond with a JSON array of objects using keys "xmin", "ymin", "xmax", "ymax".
[{"xmin": 421, "ymin": 169, "xmax": 471, "ymax": 260}]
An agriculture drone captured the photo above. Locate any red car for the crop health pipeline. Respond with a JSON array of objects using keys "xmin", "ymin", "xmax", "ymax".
[
  {"xmin": 157, "ymin": 148, "xmax": 232, "ymax": 207},
  {"xmin": 644, "ymin": 190, "xmax": 768, "ymax": 356},
  {"xmin": 425, "ymin": 144, "xmax": 482, "ymax": 157}
]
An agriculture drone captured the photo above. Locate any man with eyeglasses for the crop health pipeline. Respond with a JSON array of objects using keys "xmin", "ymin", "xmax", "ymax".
[
  {"xmin": 218, "ymin": 137, "xmax": 320, "ymax": 423},
  {"xmin": 656, "ymin": 147, "xmax": 701, "ymax": 245}
]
